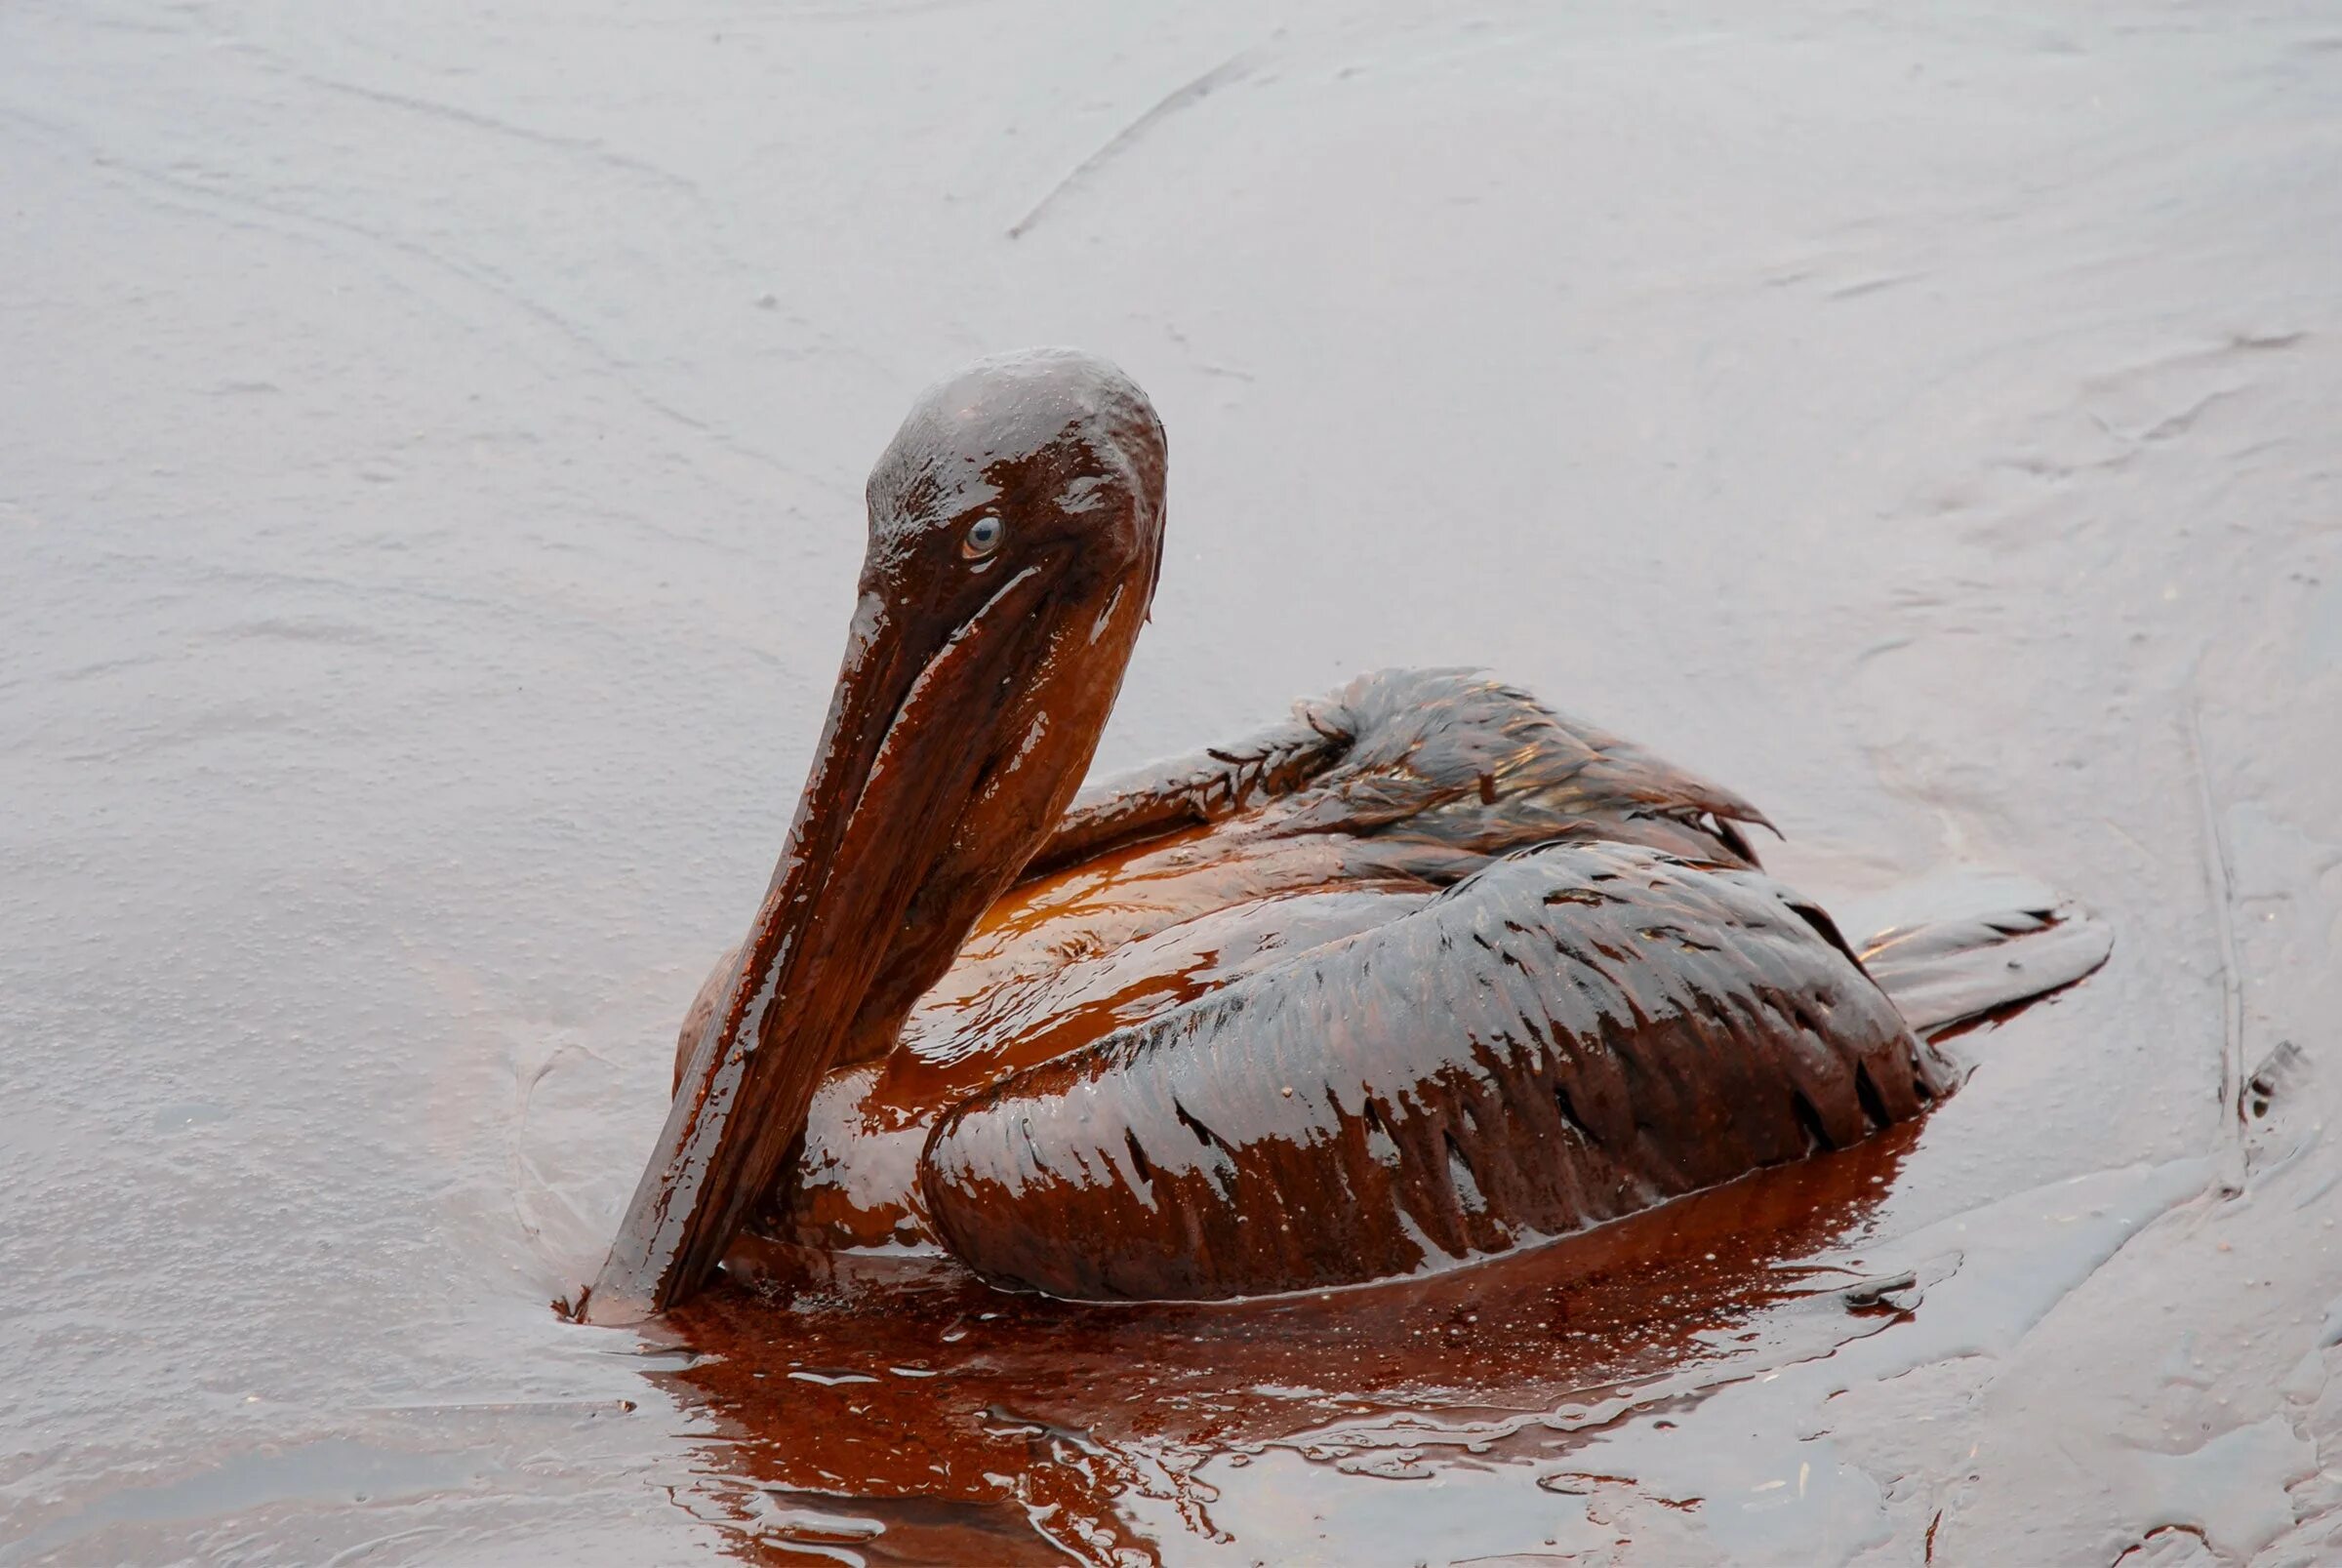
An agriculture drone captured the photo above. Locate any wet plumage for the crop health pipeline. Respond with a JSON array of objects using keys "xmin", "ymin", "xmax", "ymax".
[{"xmin": 591, "ymin": 352, "xmax": 2107, "ymax": 1321}]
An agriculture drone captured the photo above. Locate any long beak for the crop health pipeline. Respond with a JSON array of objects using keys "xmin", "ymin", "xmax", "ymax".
[{"xmin": 586, "ymin": 565, "xmax": 1049, "ymax": 1322}]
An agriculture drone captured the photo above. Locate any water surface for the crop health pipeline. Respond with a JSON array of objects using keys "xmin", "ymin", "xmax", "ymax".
[{"xmin": 4, "ymin": 1, "xmax": 2340, "ymax": 1561}]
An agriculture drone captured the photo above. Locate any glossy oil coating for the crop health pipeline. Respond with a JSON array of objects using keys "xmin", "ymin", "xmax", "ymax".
[
  {"xmin": 589, "ymin": 348, "xmax": 1169, "ymax": 1319},
  {"xmin": 738, "ymin": 666, "xmax": 1795, "ymax": 1254},
  {"xmin": 613, "ymin": 358, "xmax": 2090, "ymax": 1307},
  {"xmin": 924, "ymin": 844, "xmax": 1947, "ymax": 1300}
]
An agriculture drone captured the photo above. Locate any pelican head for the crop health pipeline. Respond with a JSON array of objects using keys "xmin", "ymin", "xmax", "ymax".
[{"xmin": 587, "ymin": 349, "xmax": 1166, "ymax": 1320}]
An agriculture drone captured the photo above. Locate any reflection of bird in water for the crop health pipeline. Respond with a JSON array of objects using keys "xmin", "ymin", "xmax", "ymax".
[
  {"xmin": 584, "ymin": 349, "xmax": 2109, "ymax": 1322},
  {"xmin": 667, "ymin": 1120, "xmax": 1929, "ymax": 1567}
]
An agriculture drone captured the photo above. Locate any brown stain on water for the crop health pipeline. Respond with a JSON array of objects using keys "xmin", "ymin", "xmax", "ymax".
[{"xmin": 654, "ymin": 1125, "xmax": 1920, "ymax": 1563}]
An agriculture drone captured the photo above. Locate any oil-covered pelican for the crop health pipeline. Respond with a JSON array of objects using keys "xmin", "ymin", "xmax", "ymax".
[{"xmin": 584, "ymin": 349, "xmax": 2108, "ymax": 1322}]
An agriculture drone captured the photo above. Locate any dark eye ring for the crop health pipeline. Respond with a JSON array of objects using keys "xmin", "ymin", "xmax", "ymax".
[{"xmin": 961, "ymin": 515, "xmax": 1004, "ymax": 560}]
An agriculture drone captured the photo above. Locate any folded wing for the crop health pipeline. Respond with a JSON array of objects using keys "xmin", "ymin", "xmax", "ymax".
[{"xmin": 922, "ymin": 842, "xmax": 1947, "ymax": 1301}]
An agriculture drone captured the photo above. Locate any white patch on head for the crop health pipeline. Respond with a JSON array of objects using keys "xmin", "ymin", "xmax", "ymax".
[{"xmin": 1057, "ymin": 474, "xmax": 1113, "ymax": 513}]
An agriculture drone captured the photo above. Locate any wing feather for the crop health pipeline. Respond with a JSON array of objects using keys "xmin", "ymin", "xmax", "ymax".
[{"xmin": 921, "ymin": 841, "xmax": 1947, "ymax": 1301}]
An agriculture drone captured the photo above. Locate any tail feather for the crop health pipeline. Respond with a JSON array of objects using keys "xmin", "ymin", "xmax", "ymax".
[{"xmin": 1835, "ymin": 871, "xmax": 2114, "ymax": 1036}]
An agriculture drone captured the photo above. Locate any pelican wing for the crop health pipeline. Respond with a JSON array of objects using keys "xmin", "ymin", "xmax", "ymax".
[
  {"xmin": 1028, "ymin": 668, "xmax": 1773, "ymax": 888},
  {"xmin": 921, "ymin": 841, "xmax": 1947, "ymax": 1301},
  {"xmin": 1026, "ymin": 711, "xmax": 1346, "ymax": 880}
]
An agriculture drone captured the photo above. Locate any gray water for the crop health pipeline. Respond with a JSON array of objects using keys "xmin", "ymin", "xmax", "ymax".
[{"xmin": 5, "ymin": 2, "xmax": 2341, "ymax": 1562}]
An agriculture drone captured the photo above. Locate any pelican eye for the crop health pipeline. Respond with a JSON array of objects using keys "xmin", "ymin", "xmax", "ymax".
[{"xmin": 961, "ymin": 514, "xmax": 1005, "ymax": 560}]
